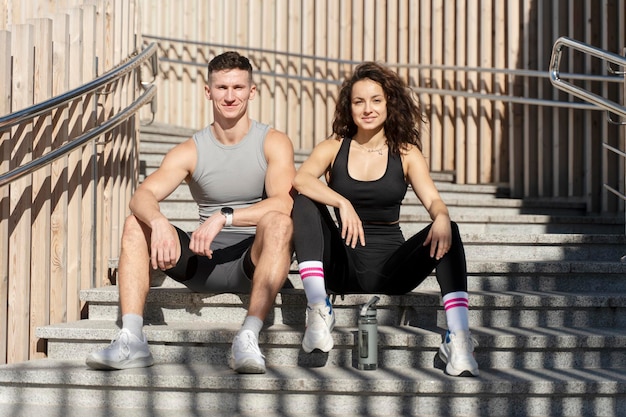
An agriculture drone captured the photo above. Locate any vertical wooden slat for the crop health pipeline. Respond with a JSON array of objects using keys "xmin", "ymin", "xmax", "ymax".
[
  {"xmin": 29, "ymin": 17, "xmax": 53, "ymax": 359},
  {"xmin": 351, "ymin": 0, "xmax": 364, "ymax": 61},
  {"xmin": 429, "ymin": 0, "xmax": 443, "ymax": 172},
  {"xmin": 617, "ymin": 0, "xmax": 626, "ymax": 214},
  {"xmin": 419, "ymin": 0, "xmax": 432, "ymax": 163},
  {"xmin": 454, "ymin": 0, "xmax": 467, "ymax": 184},
  {"xmin": 508, "ymin": 0, "xmax": 523, "ymax": 197},
  {"xmin": 385, "ymin": 0, "xmax": 398, "ymax": 65},
  {"xmin": 442, "ymin": 1, "xmax": 455, "ymax": 173},
  {"xmin": 99, "ymin": 0, "xmax": 115, "ymax": 286},
  {"xmin": 273, "ymin": 0, "xmax": 287, "ymax": 133},
  {"xmin": 466, "ymin": 0, "xmax": 479, "ymax": 183},
  {"xmin": 398, "ymin": 0, "xmax": 410, "ymax": 82},
  {"xmin": 551, "ymin": 0, "xmax": 565, "ymax": 201},
  {"xmin": 8, "ymin": 23, "xmax": 34, "ymax": 363},
  {"xmin": 109, "ymin": 0, "xmax": 124, "ymax": 272},
  {"xmin": 65, "ymin": 8, "xmax": 83, "ymax": 323},
  {"xmin": 299, "ymin": 0, "xmax": 314, "ymax": 150},
  {"xmin": 493, "ymin": 0, "xmax": 506, "ymax": 184},
  {"xmin": 50, "ymin": 13, "xmax": 69, "ymax": 325},
  {"xmin": 285, "ymin": 0, "xmax": 300, "ymax": 147},
  {"xmin": 258, "ymin": 0, "xmax": 275, "ymax": 126},
  {"xmin": 81, "ymin": 4, "xmax": 97, "ymax": 293},
  {"xmin": 535, "ymin": 0, "xmax": 546, "ymax": 197},
  {"xmin": 373, "ymin": 0, "xmax": 386, "ymax": 61},
  {"xmin": 576, "ymin": 1, "xmax": 592, "ymax": 209},
  {"xmin": 479, "ymin": 0, "xmax": 493, "ymax": 183},
  {"xmin": 0, "ymin": 30, "xmax": 12, "ymax": 364}
]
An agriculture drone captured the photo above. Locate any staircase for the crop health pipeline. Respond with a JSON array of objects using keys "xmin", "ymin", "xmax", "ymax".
[{"xmin": 1, "ymin": 123, "xmax": 626, "ymax": 417}]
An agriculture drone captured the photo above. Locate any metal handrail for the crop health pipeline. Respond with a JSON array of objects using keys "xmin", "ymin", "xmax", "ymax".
[
  {"xmin": 156, "ymin": 42, "xmax": 617, "ymax": 113},
  {"xmin": 0, "ymin": 42, "xmax": 158, "ymax": 131},
  {"xmin": 549, "ymin": 36, "xmax": 626, "ymax": 198},
  {"xmin": 550, "ymin": 36, "xmax": 626, "ymax": 262},
  {"xmin": 0, "ymin": 85, "xmax": 156, "ymax": 187},
  {"xmin": 0, "ymin": 43, "xmax": 158, "ymax": 187},
  {"xmin": 550, "ymin": 36, "xmax": 626, "ymax": 120}
]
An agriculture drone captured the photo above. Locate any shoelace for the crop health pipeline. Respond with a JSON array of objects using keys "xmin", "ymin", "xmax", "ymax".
[
  {"xmin": 107, "ymin": 329, "xmax": 131, "ymax": 359},
  {"xmin": 237, "ymin": 332, "xmax": 265, "ymax": 357}
]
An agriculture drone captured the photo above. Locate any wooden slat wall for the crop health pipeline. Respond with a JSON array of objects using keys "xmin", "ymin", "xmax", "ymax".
[
  {"xmin": 140, "ymin": 0, "xmax": 625, "ymax": 213},
  {"xmin": 0, "ymin": 0, "xmax": 141, "ymax": 364}
]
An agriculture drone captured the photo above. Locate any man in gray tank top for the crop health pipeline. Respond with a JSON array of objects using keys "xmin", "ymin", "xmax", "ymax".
[{"xmin": 86, "ymin": 51, "xmax": 296, "ymax": 374}]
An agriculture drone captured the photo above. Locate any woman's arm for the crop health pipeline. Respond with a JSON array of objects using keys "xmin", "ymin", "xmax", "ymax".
[
  {"xmin": 293, "ymin": 138, "xmax": 365, "ymax": 248},
  {"xmin": 404, "ymin": 145, "xmax": 452, "ymax": 260}
]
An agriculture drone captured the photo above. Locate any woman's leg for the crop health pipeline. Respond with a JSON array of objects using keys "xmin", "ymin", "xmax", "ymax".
[
  {"xmin": 292, "ymin": 194, "xmax": 350, "ymax": 352},
  {"xmin": 380, "ymin": 221, "xmax": 478, "ymax": 376},
  {"xmin": 292, "ymin": 194, "xmax": 352, "ymax": 299},
  {"xmin": 380, "ymin": 221, "xmax": 469, "ymax": 331}
]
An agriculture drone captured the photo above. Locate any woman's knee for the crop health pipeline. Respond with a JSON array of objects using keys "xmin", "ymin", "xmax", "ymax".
[{"xmin": 292, "ymin": 194, "xmax": 317, "ymax": 217}]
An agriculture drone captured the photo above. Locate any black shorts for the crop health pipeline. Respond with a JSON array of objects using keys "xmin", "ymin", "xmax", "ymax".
[{"xmin": 163, "ymin": 226, "xmax": 256, "ymax": 293}]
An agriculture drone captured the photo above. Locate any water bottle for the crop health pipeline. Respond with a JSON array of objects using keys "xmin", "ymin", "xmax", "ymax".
[{"xmin": 358, "ymin": 295, "xmax": 380, "ymax": 370}]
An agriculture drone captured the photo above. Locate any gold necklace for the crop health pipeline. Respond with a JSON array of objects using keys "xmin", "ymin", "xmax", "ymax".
[{"xmin": 354, "ymin": 141, "xmax": 386, "ymax": 155}]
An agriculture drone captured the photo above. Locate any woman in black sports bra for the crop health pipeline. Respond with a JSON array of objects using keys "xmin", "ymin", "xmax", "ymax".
[{"xmin": 291, "ymin": 61, "xmax": 479, "ymax": 377}]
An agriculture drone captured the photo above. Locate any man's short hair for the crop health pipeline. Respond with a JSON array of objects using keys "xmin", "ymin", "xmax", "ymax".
[{"xmin": 207, "ymin": 51, "xmax": 253, "ymax": 83}]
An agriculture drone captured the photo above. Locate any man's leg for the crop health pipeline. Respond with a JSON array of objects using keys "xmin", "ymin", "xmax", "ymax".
[
  {"xmin": 86, "ymin": 214, "xmax": 160, "ymax": 370},
  {"xmin": 118, "ymin": 214, "xmax": 153, "ymax": 317},
  {"xmin": 248, "ymin": 211, "xmax": 293, "ymax": 319},
  {"xmin": 231, "ymin": 211, "xmax": 293, "ymax": 374}
]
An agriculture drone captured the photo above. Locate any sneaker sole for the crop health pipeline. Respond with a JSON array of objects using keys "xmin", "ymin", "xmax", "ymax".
[
  {"xmin": 232, "ymin": 359, "xmax": 266, "ymax": 374},
  {"xmin": 302, "ymin": 317, "xmax": 336, "ymax": 353},
  {"xmin": 86, "ymin": 355, "xmax": 154, "ymax": 370},
  {"xmin": 437, "ymin": 350, "xmax": 479, "ymax": 377},
  {"xmin": 302, "ymin": 338, "xmax": 334, "ymax": 353}
]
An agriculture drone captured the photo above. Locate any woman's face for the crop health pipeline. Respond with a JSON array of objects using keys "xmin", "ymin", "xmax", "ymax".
[{"xmin": 350, "ymin": 79, "xmax": 387, "ymax": 133}]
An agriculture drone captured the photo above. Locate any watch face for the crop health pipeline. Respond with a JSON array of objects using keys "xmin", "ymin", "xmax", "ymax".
[{"xmin": 221, "ymin": 207, "xmax": 233, "ymax": 215}]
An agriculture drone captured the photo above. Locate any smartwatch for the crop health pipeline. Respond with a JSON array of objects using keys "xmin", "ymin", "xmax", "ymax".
[{"xmin": 220, "ymin": 207, "xmax": 234, "ymax": 227}]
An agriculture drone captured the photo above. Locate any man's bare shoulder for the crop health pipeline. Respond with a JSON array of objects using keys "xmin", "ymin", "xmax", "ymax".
[
  {"xmin": 264, "ymin": 128, "xmax": 295, "ymax": 156},
  {"xmin": 159, "ymin": 137, "xmax": 197, "ymax": 172}
]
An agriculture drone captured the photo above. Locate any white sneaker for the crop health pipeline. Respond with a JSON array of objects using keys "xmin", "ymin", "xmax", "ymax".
[
  {"xmin": 302, "ymin": 298, "xmax": 336, "ymax": 353},
  {"xmin": 438, "ymin": 330, "xmax": 479, "ymax": 377},
  {"xmin": 86, "ymin": 328, "xmax": 154, "ymax": 370},
  {"xmin": 230, "ymin": 329, "xmax": 266, "ymax": 374}
]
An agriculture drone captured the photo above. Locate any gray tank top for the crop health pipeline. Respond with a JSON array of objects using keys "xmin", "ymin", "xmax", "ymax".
[{"xmin": 188, "ymin": 120, "xmax": 269, "ymax": 235}]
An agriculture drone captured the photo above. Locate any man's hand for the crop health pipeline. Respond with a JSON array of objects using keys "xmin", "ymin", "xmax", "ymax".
[
  {"xmin": 149, "ymin": 218, "xmax": 182, "ymax": 270},
  {"xmin": 188, "ymin": 212, "xmax": 226, "ymax": 258}
]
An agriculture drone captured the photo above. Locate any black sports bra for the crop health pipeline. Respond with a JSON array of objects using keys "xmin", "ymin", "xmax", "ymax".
[{"xmin": 328, "ymin": 137, "xmax": 407, "ymax": 223}]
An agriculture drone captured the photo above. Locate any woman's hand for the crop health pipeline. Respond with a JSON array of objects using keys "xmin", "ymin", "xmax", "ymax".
[
  {"xmin": 424, "ymin": 214, "xmax": 452, "ymax": 260},
  {"xmin": 338, "ymin": 200, "xmax": 365, "ymax": 248}
]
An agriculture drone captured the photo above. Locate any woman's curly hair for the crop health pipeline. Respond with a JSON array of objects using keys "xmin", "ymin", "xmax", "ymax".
[{"xmin": 331, "ymin": 61, "xmax": 424, "ymax": 154}]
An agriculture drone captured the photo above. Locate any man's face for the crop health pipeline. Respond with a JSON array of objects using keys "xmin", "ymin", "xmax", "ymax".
[{"xmin": 205, "ymin": 69, "xmax": 256, "ymax": 120}]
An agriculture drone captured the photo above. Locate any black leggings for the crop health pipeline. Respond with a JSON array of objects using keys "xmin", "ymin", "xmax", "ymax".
[{"xmin": 292, "ymin": 194, "xmax": 467, "ymax": 296}]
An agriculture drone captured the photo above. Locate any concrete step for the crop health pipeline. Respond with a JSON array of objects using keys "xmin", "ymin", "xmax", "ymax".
[
  {"xmin": 0, "ymin": 359, "xmax": 624, "ymax": 417},
  {"xmin": 37, "ymin": 318, "xmax": 626, "ymax": 369},
  {"xmin": 74, "ymin": 281, "xmax": 626, "ymax": 327}
]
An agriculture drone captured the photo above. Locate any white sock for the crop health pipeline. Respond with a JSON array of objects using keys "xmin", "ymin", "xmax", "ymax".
[
  {"xmin": 240, "ymin": 315, "xmax": 264, "ymax": 338},
  {"xmin": 298, "ymin": 261, "xmax": 327, "ymax": 306},
  {"xmin": 443, "ymin": 291, "xmax": 470, "ymax": 333},
  {"xmin": 122, "ymin": 313, "xmax": 144, "ymax": 339}
]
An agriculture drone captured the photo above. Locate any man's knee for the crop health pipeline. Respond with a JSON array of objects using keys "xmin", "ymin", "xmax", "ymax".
[
  {"xmin": 258, "ymin": 211, "xmax": 293, "ymax": 240},
  {"xmin": 121, "ymin": 214, "xmax": 149, "ymax": 249}
]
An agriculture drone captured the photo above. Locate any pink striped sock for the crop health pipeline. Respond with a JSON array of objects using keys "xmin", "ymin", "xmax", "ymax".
[
  {"xmin": 443, "ymin": 291, "xmax": 470, "ymax": 333},
  {"xmin": 298, "ymin": 261, "xmax": 327, "ymax": 306}
]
